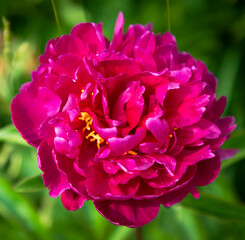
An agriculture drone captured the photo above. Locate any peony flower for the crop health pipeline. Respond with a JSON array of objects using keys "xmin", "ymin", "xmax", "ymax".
[{"xmin": 11, "ymin": 12, "xmax": 236, "ymax": 227}]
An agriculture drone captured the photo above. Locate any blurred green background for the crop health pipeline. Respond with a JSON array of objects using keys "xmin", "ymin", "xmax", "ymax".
[{"xmin": 0, "ymin": 0, "xmax": 245, "ymax": 239}]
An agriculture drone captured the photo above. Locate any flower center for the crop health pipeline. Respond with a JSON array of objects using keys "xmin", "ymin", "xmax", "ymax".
[
  {"xmin": 79, "ymin": 112, "xmax": 138, "ymax": 155},
  {"xmin": 79, "ymin": 112, "xmax": 105, "ymax": 149}
]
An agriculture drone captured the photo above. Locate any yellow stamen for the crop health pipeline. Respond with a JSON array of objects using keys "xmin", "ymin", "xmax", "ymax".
[
  {"xmin": 169, "ymin": 134, "xmax": 173, "ymax": 138},
  {"xmin": 79, "ymin": 112, "xmax": 105, "ymax": 149},
  {"xmin": 79, "ymin": 112, "xmax": 93, "ymax": 131},
  {"xmin": 174, "ymin": 127, "xmax": 178, "ymax": 131},
  {"xmin": 127, "ymin": 150, "xmax": 138, "ymax": 155}
]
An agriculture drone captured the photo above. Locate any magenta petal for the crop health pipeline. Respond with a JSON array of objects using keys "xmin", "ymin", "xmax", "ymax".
[
  {"xmin": 117, "ymin": 155, "xmax": 155, "ymax": 172},
  {"xmin": 67, "ymin": 130, "xmax": 82, "ymax": 147},
  {"xmin": 153, "ymin": 154, "xmax": 176, "ymax": 176},
  {"xmin": 71, "ymin": 22, "xmax": 106, "ymax": 53},
  {"xmin": 216, "ymin": 148, "xmax": 238, "ymax": 161},
  {"xmin": 94, "ymin": 199, "xmax": 160, "ymax": 227},
  {"xmin": 11, "ymin": 91, "xmax": 44, "ymax": 147},
  {"xmin": 37, "ymin": 87, "xmax": 62, "ymax": 115},
  {"xmin": 11, "ymin": 84, "xmax": 61, "ymax": 147},
  {"xmin": 108, "ymin": 128, "xmax": 146, "ymax": 155},
  {"xmin": 170, "ymin": 67, "xmax": 192, "ymax": 84},
  {"xmin": 103, "ymin": 160, "xmax": 120, "ymax": 175},
  {"xmin": 86, "ymin": 167, "xmax": 140, "ymax": 200},
  {"xmin": 145, "ymin": 118, "xmax": 169, "ymax": 146},
  {"xmin": 126, "ymin": 85, "xmax": 145, "ymax": 129},
  {"xmin": 110, "ymin": 11, "xmax": 124, "ymax": 50},
  {"xmin": 54, "ymin": 35, "xmax": 87, "ymax": 57},
  {"xmin": 176, "ymin": 145, "xmax": 215, "ymax": 166},
  {"xmin": 37, "ymin": 140, "xmax": 69, "ymax": 197},
  {"xmin": 61, "ymin": 189, "xmax": 86, "ymax": 211},
  {"xmin": 54, "ymin": 137, "xmax": 68, "ymax": 154},
  {"xmin": 160, "ymin": 188, "xmax": 190, "ymax": 207},
  {"xmin": 217, "ymin": 116, "xmax": 236, "ymax": 136},
  {"xmin": 192, "ymin": 155, "xmax": 221, "ymax": 186},
  {"xmin": 56, "ymin": 152, "xmax": 89, "ymax": 198},
  {"xmin": 52, "ymin": 54, "xmax": 81, "ymax": 79}
]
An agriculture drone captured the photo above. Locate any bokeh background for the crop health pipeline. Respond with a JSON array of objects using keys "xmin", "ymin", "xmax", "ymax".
[{"xmin": 0, "ymin": 0, "xmax": 245, "ymax": 239}]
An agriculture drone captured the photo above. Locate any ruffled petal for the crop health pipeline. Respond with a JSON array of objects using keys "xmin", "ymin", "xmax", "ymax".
[
  {"xmin": 37, "ymin": 140, "xmax": 69, "ymax": 197},
  {"xmin": 61, "ymin": 189, "xmax": 86, "ymax": 211}
]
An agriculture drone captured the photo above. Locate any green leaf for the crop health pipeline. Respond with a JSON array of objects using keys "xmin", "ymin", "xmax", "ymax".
[
  {"xmin": 0, "ymin": 176, "xmax": 52, "ymax": 240},
  {"xmin": 0, "ymin": 124, "xmax": 30, "ymax": 147},
  {"xmin": 217, "ymin": 48, "xmax": 241, "ymax": 111},
  {"xmin": 14, "ymin": 174, "xmax": 45, "ymax": 193},
  {"xmin": 108, "ymin": 227, "xmax": 134, "ymax": 240},
  {"xmin": 181, "ymin": 192, "xmax": 245, "ymax": 222},
  {"xmin": 221, "ymin": 149, "xmax": 245, "ymax": 169}
]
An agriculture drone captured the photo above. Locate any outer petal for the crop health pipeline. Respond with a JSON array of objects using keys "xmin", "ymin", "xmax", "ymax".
[
  {"xmin": 11, "ymin": 84, "xmax": 61, "ymax": 147},
  {"xmin": 71, "ymin": 22, "xmax": 106, "ymax": 54},
  {"xmin": 191, "ymin": 155, "xmax": 221, "ymax": 186},
  {"xmin": 61, "ymin": 189, "xmax": 86, "ymax": 211},
  {"xmin": 110, "ymin": 11, "xmax": 124, "ymax": 50},
  {"xmin": 94, "ymin": 199, "xmax": 160, "ymax": 227},
  {"xmin": 37, "ymin": 140, "xmax": 69, "ymax": 197}
]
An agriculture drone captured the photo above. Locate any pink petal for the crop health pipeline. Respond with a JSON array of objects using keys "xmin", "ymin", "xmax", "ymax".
[
  {"xmin": 53, "ymin": 35, "xmax": 88, "ymax": 57},
  {"xmin": 37, "ymin": 140, "xmax": 69, "ymax": 197},
  {"xmin": 170, "ymin": 67, "xmax": 192, "ymax": 84},
  {"xmin": 51, "ymin": 54, "xmax": 82, "ymax": 79},
  {"xmin": 110, "ymin": 12, "xmax": 124, "ymax": 50},
  {"xmin": 61, "ymin": 189, "xmax": 86, "ymax": 211},
  {"xmin": 108, "ymin": 128, "xmax": 146, "ymax": 155},
  {"xmin": 153, "ymin": 154, "xmax": 176, "ymax": 176},
  {"xmin": 126, "ymin": 84, "xmax": 145, "ymax": 129},
  {"xmin": 71, "ymin": 22, "xmax": 106, "ymax": 54},
  {"xmin": 11, "ymin": 84, "xmax": 61, "ymax": 147},
  {"xmin": 55, "ymin": 152, "xmax": 90, "ymax": 198},
  {"xmin": 216, "ymin": 148, "xmax": 238, "ymax": 161},
  {"xmin": 86, "ymin": 164, "xmax": 140, "ymax": 200},
  {"xmin": 216, "ymin": 116, "xmax": 236, "ymax": 136},
  {"xmin": 94, "ymin": 199, "xmax": 160, "ymax": 227},
  {"xmin": 160, "ymin": 188, "xmax": 190, "ymax": 207},
  {"xmin": 192, "ymin": 155, "xmax": 221, "ymax": 186},
  {"xmin": 176, "ymin": 145, "xmax": 215, "ymax": 166}
]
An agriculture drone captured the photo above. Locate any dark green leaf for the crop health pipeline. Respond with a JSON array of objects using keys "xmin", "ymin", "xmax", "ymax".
[
  {"xmin": 14, "ymin": 174, "xmax": 45, "ymax": 193},
  {"xmin": 181, "ymin": 192, "xmax": 245, "ymax": 222}
]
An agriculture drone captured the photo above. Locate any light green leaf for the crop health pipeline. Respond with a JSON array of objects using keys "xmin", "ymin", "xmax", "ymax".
[
  {"xmin": 0, "ymin": 176, "xmax": 52, "ymax": 240},
  {"xmin": 108, "ymin": 227, "xmax": 134, "ymax": 240},
  {"xmin": 14, "ymin": 174, "xmax": 45, "ymax": 193},
  {"xmin": 0, "ymin": 124, "xmax": 30, "ymax": 147},
  {"xmin": 181, "ymin": 192, "xmax": 245, "ymax": 221}
]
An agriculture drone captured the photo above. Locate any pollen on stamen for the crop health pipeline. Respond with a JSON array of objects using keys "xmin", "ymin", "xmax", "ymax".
[
  {"xmin": 127, "ymin": 150, "xmax": 138, "ymax": 155},
  {"xmin": 169, "ymin": 134, "xmax": 173, "ymax": 138},
  {"xmin": 79, "ymin": 112, "xmax": 105, "ymax": 149}
]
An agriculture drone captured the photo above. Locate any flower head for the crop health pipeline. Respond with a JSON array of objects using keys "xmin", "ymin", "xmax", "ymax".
[{"xmin": 11, "ymin": 12, "xmax": 236, "ymax": 227}]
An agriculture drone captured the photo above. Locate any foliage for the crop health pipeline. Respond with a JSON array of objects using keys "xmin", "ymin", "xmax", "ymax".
[{"xmin": 0, "ymin": 0, "xmax": 245, "ymax": 239}]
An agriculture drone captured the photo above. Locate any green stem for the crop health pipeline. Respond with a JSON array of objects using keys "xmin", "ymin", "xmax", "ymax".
[
  {"xmin": 166, "ymin": 0, "xmax": 171, "ymax": 32},
  {"xmin": 136, "ymin": 227, "xmax": 143, "ymax": 240},
  {"xmin": 51, "ymin": 0, "xmax": 61, "ymax": 35}
]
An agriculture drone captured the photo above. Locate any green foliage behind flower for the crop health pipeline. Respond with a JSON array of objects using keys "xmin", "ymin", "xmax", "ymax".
[{"xmin": 0, "ymin": 0, "xmax": 245, "ymax": 239}]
